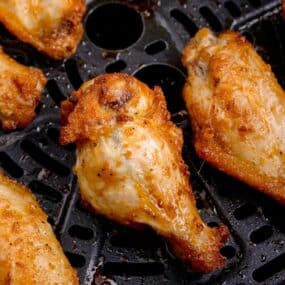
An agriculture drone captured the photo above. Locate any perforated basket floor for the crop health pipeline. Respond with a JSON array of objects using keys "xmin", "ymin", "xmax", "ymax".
[{"xmin": 0, "ymin": 0, "xmax": 284, "ymax": 284}]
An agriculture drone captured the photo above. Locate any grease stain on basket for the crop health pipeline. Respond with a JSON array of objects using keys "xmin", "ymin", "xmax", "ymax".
[
  {"xmin": 92, "ymin": 256, "xmax": 117, "ymax": 285},
  {"xmin": 101, "ymin": 51, "xmax": 118, "ymax": 60},
  {"xmin": 177, "ymin": 0, "xmax": 188, "ymax": 6},
  {"xmin": 127, "ymin": 0, "xmax": 161, "ymax": 17}
]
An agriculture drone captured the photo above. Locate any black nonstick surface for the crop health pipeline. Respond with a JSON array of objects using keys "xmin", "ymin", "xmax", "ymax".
[{"xmin": 0, "ymin": 0, "xmax": 284, "ymax": 284}]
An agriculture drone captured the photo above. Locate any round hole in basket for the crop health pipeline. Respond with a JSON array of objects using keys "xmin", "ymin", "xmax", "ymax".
[
  {"xmin": 133, "ymin": 63, "xmax": 186, "ymax": 113},
  {"xmin": 86, "ymin": 3, "xmax": 144, "ymax": 50}
]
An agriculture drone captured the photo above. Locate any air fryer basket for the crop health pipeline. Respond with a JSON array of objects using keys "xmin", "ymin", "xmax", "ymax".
[{"xmin": 0, "ymin": 0, "xmax": 284, "ymax": 284}]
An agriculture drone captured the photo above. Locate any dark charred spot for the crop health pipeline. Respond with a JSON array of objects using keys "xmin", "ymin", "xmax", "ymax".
[
  {"xmin": 117, "ymin": 114, "xmax": 131, "ymax": 122},
  {"xmin": 238, "ymin": 125, "xmax": 252, "ymax": 132},
  {"xmin": 61, "ymin": 19, "xmax": 75, "ymax": 34},
  {"xmin": 106, "ymin": 92, "xmax": 131, "ymax": 109},
  {"xmin": 97, "ymin": 77, "xmax": 107, "ymax": 85},
  {"xmin": 213, "ymin": 77, "xmax": 220, "ymax": 87}
]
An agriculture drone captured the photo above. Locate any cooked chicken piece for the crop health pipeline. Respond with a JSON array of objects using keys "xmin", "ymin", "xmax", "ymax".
[
  {"xmin": 0, "ymin": 0, "xmax": 86, "ymax": 59},
  {"xmin": 0, "ymin": 47, "xmax": 46, "ymax": 130},
  {"xmin": 60, "ymin": 73, "xmax": 228, "ymax": 273},
  {"xmin": 0, "ymin": 172, "xmax": 78, "ymax": 284},
  {"xmin": 182, "ymin": 28, "xmax": 285, "ymax": 204}
]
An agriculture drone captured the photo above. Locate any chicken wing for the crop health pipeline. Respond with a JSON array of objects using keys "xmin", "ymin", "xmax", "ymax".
[
  {"xmin": 0, "ymin": 47, "xmax": 46, "ymax": 130},
  {"xmin": 182, "ymin": 28, "xmax": 285, "ymax": 204},
  {"xmin": 0, "ymin": 172, "xmax": 78, "ymax": 284},
  {"xmin": 60, "ymin": 73, "xmax": 228, "ymax": 273},
  {"xmin": 0, "ymin": 0, "xmax": 86, "ymax": 59}
]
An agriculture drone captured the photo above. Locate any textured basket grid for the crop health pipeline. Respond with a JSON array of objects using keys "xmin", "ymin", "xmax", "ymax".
[{"xmin": 0, "ymin": 0, "xmax": 284, "ymax": 284}]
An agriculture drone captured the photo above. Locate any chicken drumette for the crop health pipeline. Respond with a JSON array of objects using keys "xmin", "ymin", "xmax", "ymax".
[
  {"xmin": 182, "ymin": 28, "xmax": 285, "ymax": 204},
  {"xmin": 0, "ymin": 47, "xmax": 46, "ymax": 130},
  {"xmin": 60, "ymin": 73, "xmax": 228, "ymax": 273},
  {"xmin": 0, "ymin": 172, "xmax": 78, "ymax": 284},
  {"xmin": 0, "ymin": 0, "xmax": 86, "ymax": 59}
]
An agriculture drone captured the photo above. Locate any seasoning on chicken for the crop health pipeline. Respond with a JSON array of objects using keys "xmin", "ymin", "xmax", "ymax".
[
  {"xmin": 0, "ymin": 47, "xmax": 46, "ymax": 130},
  {"xmin": 0, "ymin": 172, "xmax": 79, "ymax": 284},
  {"xmin": 60, "ymin": 73, "xmax": 228, "ymax": 273},
  {"xmin": 0, "ymin": 0, "xmax": 86, "ymax": 59},
  {"xmin": 182, "ymin": 28, "xmax": 285, "ymax": 204}
]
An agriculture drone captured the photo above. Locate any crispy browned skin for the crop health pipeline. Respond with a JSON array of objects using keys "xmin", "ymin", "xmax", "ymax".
[
  {"xmin": 60, "ymin": 73, "xmax": 228, "ymax": 273},
  {"xmin": 0, "ymin": 172, "xmax": 79, "ymax": 284},
  {"xmin": 0, "ymin": 48, "xmax": 46, "ymax": 130},
  {"xmin": 182, "ymin": 28, "xmax": 285, "ymax": 204},
  {"xmin": 0, "ymin": 0, "xmax": 86, "ymax": 59}
]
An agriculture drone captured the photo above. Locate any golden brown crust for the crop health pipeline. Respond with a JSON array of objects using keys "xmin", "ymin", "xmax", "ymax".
[
  {"xmin": 168, "ymin": 224, "xmax": 228, "ymax": 273},
  {"xmin": 60, "ymin": 73, "xmax": 228, "ymax": 273},
  {"xmin": 60, "ymin": 73, "xmax": 172, "ymax": 145},
  {"xmin": 0, "ymin": 172, "xmax": 79, "ymax": 284},
  {"xmin": 195, "ymin": 138, "xmax": 285, "ymax": 204},
  {"xmin": 0, "ymin": 0, "xmax": 86, "ymax": 59},
  {"xmin": 0, "ymin": 48, "xmax": 47, "ymax": 130},
  {"xmin": 182, "ymin": 28, "xmax": 285, "ymax": 204}
]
